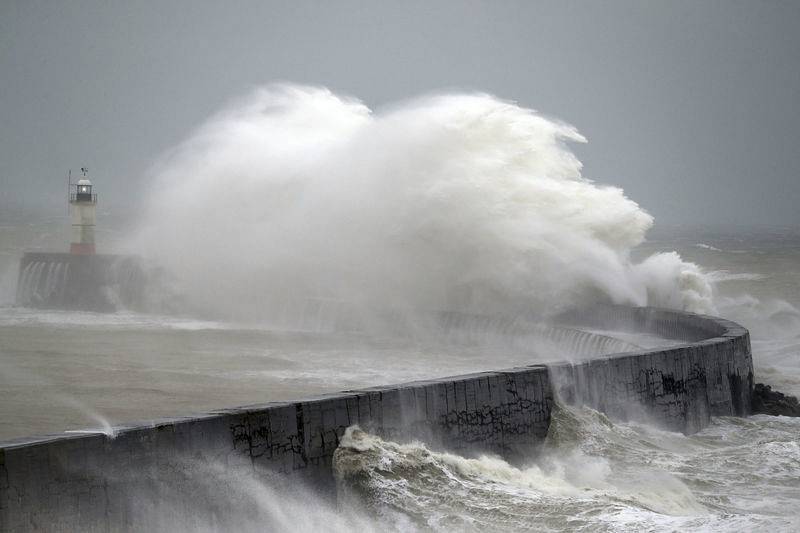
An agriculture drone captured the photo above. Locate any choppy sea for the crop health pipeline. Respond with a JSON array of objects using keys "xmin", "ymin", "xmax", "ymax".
[{"xmin": 1, "ymin": 220, "xmax": 798, "ymax": 531}]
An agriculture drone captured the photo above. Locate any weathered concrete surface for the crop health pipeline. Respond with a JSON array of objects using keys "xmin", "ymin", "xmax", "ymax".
[
  {"xmin": 550, "ymin": 306, "xmax": 753, "ymax": 433},
  {"xmin": 0, "ymin": 306, "xmax": 753, "ymax": 532}
]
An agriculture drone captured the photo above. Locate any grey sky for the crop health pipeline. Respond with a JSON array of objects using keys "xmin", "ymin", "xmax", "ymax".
[{"xmin": 2, "ymin": 0, "xmax": 798, "ymax": 226}]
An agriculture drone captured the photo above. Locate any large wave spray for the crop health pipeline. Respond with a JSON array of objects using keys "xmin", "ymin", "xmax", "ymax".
[
  {"xmin": 331, "ymin": 407, "xmax": 800, "ymax": 531},
  {"xmin": 131, "ymin": 84, "xmax": 714, "ymax": 322}
]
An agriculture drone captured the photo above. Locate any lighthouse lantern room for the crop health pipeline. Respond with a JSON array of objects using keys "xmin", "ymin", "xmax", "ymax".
[{"xmin": 69, "ymin": 168, "xmax": 97, "ymax": 255}]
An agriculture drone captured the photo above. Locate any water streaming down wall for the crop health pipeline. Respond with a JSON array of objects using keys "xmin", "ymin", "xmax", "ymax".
[
  {"xmin": 16, "ymin": 260, "xmax": 70, "ymax": 307},
  {"xmin": 234, "ymin": 298, "xmax": 642, "ymax": 358},
  {"xmin": 14, "ymin": 253, "xmax": 146, "ymax": 312},
  {"xmin": 432, "ymin": 311, "xmax": 641, "ymax": 356},
  {"xmin": 0, "ymin": 305, "xmax": 753, "ymax": 532}
]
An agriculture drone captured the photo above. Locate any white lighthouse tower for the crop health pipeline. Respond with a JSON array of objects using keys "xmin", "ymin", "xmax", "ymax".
[{"xmin": 69, "ymin": 168, "xmax": 97, "ymax": 255}]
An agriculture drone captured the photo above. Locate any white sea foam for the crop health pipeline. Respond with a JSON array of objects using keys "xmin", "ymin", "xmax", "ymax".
[
  {"xmin": 706, "ymin": 270, "xmax": 767, "ymax": 283},
  {"xmin": 0, "ymin": 306, "xmax": 235, "ymax": 331},
  {"xmin": 695, "ymin": 243, "xmax": 723, "ymax": 251},
  {"xmin": 717, "ymin": 294, "xmax": 800, "ymax": 338},
  {"xmin": 129, "ymin": 84, "xmax": 716, "ymax": 324},
  {"xmin": 331, "ymin": 406, "xmax": 800, "ymax": 532}
]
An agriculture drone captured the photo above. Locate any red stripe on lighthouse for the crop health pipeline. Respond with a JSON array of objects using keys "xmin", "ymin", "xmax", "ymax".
[{"xmin": 70, "ymin": 243, "xmax": 96, "ymax": 255}]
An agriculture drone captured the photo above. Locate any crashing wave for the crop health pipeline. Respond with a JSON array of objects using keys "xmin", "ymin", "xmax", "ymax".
[{"xmin": 130, "ymin": 84, "xmax": 716, "ymax": 324}]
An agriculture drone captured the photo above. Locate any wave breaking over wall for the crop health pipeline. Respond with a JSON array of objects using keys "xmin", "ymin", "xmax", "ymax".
[{"xmin": 129, "ymin": 84, "xmax": 715, "ymax": 323}]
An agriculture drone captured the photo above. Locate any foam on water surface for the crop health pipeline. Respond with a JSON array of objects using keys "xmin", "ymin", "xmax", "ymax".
[{"xmin": 331, "ymin": 406, "xmax": 800, "ymax": 532}]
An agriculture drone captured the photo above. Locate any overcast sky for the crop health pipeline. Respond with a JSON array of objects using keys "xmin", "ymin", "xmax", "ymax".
[{"xmin": 1, "ymin": 0, "xmax": 798, "ymax": 226}]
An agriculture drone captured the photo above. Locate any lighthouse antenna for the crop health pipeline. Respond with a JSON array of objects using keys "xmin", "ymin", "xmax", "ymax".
[{"xmin": 66, "ymin": 169, "xmax": 72, "ymax": 215}]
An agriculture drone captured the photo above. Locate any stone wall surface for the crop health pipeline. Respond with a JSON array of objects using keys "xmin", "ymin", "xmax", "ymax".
[{"xmin": 0, "ymin": 306, "xmax": 753, "ymax": 532}]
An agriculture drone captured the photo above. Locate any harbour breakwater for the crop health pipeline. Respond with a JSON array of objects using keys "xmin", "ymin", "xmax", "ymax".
[
  {"xmin": 15, "ymin": 252, "xmax": 145, "ymax": 312},
  {"xmin": 0, "ymin": 306, "xmax": 753, "ymax": 532}
]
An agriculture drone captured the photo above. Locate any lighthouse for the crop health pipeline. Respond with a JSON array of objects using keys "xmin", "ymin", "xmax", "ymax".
[
  {"xmin": 15, "ymin": 167, "xmax": 146, "ymax": 311},
  {"xmin": 69, "ymin": 168, "xmax": 97, "ymax": 255}
]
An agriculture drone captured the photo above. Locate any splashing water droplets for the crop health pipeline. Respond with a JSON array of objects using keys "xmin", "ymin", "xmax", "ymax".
[{"xmin": 131, "ymin": 84, "xmax": 715, "ymax": 323}]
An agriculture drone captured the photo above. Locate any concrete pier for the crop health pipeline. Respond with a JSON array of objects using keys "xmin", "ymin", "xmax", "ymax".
[{"xmin": 0, "ymin": 306, "xmax": 753, "ymax": 532}]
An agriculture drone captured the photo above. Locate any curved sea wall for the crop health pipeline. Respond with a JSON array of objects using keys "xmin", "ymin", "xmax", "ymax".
[{"xmin": 0, "ymin": 306, "xmax": 753, "ymax": 532}]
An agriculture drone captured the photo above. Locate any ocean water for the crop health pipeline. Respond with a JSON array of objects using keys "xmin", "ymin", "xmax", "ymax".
[
  {"xmin": 1, "ymin": 224, "xmax": 798, "ymax": 531},
  {"xmin": 333, "ymin": 407, "xmax": 800, "ymax": 532},
  {"xmin": 0, "ymin": 305, "xmax": 638, "ymax": 440},
  {"xmin": 0, "ymin": 220, "xmax": 648, "ymax": 441}
]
